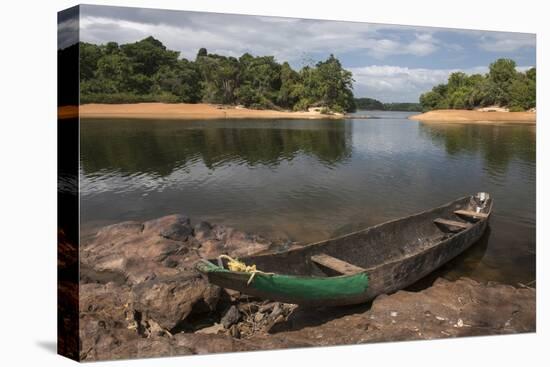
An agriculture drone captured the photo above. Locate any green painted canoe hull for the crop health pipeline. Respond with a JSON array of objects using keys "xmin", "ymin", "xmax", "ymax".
[{"xmin": 196, "ymin": 260, "xmax": 369, "ymax": 306}]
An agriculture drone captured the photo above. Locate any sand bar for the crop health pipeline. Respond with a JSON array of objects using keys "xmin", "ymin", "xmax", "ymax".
[
  {"xmin": 409, "ymin": 109, "xmax": 536, "ymax": 124},
  {"xmin": 73, "ymin": 103, "xmax": 343, "ymax": 120}
]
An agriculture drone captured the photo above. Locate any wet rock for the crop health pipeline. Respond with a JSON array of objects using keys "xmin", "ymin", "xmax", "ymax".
[{"xmin": 221, "ymin": 305, "xmax": 241, "ymax": 329}]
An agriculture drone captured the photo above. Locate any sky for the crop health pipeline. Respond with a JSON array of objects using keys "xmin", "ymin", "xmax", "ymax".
[{"xmin": 63, "ymin": 5, "xmax": 536, "ymax": 102}]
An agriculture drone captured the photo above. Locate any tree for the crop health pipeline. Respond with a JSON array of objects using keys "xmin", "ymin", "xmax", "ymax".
[
  {"xmin": 277, "ymin": 62, "xmax": 301, "ymax": 108},
  {"xmin": 526, "ymin": 67, "xmax": 536, "ymax": 82},
  {"xmin": 354, "ymin": 98, "xmax": 384, "ymax": 110},
  {"xmin": 236, "ymin": 54, "xmax": 281, "ymax": 108},
  {"xmin": 447, "ymin": 72, "xmax": 468, "ymax": 92},
  {"xmin": 488, "ymin": 58, "xmax": 518, "ymax": 106},
  {"xmin": 80, "ymin": 42, "xmax": 102, "ymax": 80},
  {"xmin": 152, "ymin": 59, "xmax": 202, "ymax": 102},
  {"xmin": 419, "ymin": 58, "xmax": 535, "ymax": 111},
  {"xmin": 95, "ymin": 53, "xmax": 133, "ymax": 92},
  {"xmin": 104, "ymin": 42, "xmax": 119, "ymax": 55},
  {"xmin": 420, "ymin": 84, "xmax": 447, "ymax": 111},
  {"xmin": 465, "ymin": 76, "xmax": 491, "ymax": 108},
  {"xmin": 197, "ymin": 48, "xmax": 208, "ymax": 58},
  {"xmin": 301, "ymin": 55, "xmax": 356, "ymax": 112},
  {"xmin": 196, "ymin": 53, "xmax": 240, "ymax": 104},
  {"xmin": 121, "ymin": 36, "xmax": 179, "ymax": 77},
  {"xmin": 79, "ymin": 37, "xmax": 357, "ymax": 111},
  {"xmin": 509, "ymin": 72, "xmax": 536, "ymax": 110},
  {"xmin": 420, "ymin": 90, "xmax": 443, "ymax": 111}
]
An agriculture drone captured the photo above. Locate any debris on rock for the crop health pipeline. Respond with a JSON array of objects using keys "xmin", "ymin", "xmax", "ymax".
[{"xmin": 221, "ymin": 306, "xmax": 241, "ymax": 329}]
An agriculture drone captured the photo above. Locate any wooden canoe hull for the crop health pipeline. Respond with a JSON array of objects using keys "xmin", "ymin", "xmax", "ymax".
[
  {"xmin": 362, "ymin": 217, "xmax": 488, "ymax": 303},
  {"xmin": 196, "ymin": 194, "xmax": 492, "ymax": 307},
  {"xmin": 196, "ymin": 260, "xmax": 370, "ymax": 306}
]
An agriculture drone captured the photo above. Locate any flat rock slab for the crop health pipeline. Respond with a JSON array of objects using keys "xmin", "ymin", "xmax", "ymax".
[{"xmin": 269, "ymin": 277, "xmax": 535, "ymax": 345}]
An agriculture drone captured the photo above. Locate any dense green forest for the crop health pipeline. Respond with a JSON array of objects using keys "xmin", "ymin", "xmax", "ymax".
[
  {"xmin": 354, "ymin": 98, "xmax": 422, "ymax": 111},
  {"xmin": 384, "ymin": 103, "xmax": 423, "ymax": 112},
  {"xmin": 419, "ymin": 59, "xmax": 536, "ymax": 112},
  {"xmin": 354, "ymin": 98, "xmax": 383, "ymax": 110},
  {"xmin": 79, "ymin": 36, "xmax": 356, "ymax": 113}
]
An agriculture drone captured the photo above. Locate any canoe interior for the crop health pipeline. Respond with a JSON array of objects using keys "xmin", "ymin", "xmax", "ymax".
[{"xmin": 229, "ymin": 194, "xmax": 492, "ymax": 278}]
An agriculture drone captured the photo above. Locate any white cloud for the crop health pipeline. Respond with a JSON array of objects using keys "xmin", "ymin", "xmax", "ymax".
[
  {"xmin": 79, "ymin": 10, "xmax": 440, "ymax": 62},
  {"xmin": 350, "ymin": 64, "xmax": 530, "ymax": 102},
  {"xmin": 478, "ymin": 32, "xmax": 535, "ymax": 52},
  {"xmin": 357, "ymin": 34, "xmax": 437, "ymax": 58}
]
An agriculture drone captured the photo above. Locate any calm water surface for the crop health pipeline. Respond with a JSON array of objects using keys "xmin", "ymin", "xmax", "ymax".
[{"xmin": 80, "ymin": 111, "xmax": 536, "ymax": 285}]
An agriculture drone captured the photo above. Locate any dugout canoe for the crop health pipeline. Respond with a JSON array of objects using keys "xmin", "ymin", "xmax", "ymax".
[{"xmin": 196, "ymin": 192, "xmax": 493, "ymax": 307}]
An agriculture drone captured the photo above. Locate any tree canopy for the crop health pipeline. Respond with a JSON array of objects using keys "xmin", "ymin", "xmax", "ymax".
[
  {"xmin": 419, "ymin": 58, "xmax": 536, "ymax": 112},
  {"xmin": 354, "ymin": 98, "xmax": 421, "ymax": 111},
  {"xmin": 79, "ymin": 37, "xmax": 356, "ymax": 113}
]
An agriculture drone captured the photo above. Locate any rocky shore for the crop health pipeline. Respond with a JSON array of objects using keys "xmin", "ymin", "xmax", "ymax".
[{"xmin": 79, "ymin": 214, "xmax": 536, "ymax": 361}]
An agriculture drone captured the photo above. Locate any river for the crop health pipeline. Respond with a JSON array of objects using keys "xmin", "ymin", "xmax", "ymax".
[{"xmin": 80, "ymin": 111, "xmax": 536, "ymax": 286}]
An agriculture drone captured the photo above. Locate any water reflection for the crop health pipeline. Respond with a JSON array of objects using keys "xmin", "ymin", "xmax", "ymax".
[
  {"xmin": 419, "ymin": 123, "xmax": 535, "ymax": 175},
  {"xmin": 81, "ymin": 119, "xmax": 352, "ymax": 176}
]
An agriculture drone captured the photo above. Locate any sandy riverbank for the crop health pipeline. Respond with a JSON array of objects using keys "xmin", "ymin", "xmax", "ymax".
[
  {"xmin": 409, "ymin": 109, "xmax": 536, "ymax": 124},
  {"xmin": 74, "ymin": 103, "xmax": 344, "ymax": 120}
]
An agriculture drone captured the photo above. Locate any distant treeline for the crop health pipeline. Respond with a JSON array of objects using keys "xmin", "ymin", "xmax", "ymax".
[
  {"xmin": 354, "ymin": 98, "xmax": 422, "ymax": 111},
  {"xmin": 79, "ymin": 36, "xmax": 356, "ymax": 113},
  {"xmin": 420, "ymin": 59, "xmax": 536, "ymax": 112}
]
